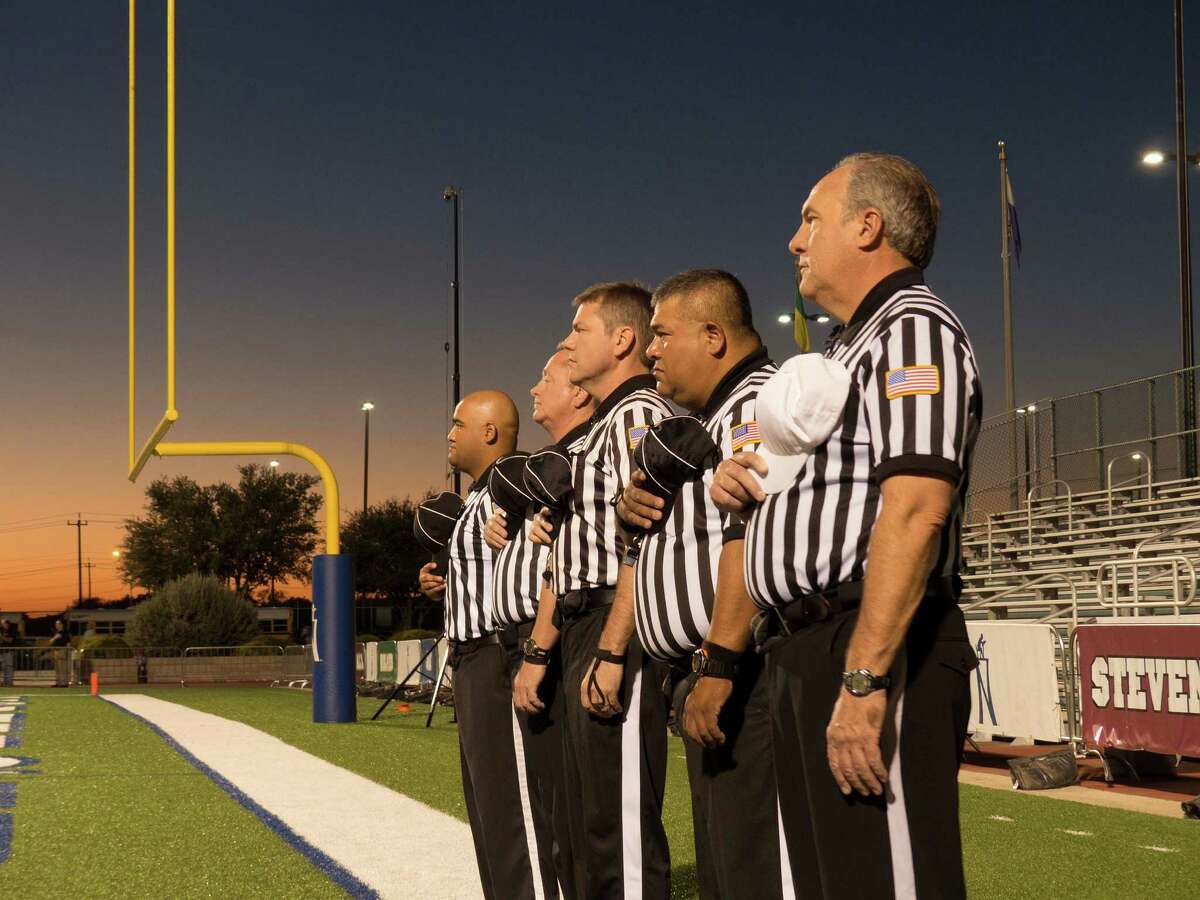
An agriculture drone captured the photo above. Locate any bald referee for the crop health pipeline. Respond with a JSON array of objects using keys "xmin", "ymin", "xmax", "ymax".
[
  {"xmin": 483, "ymin": 347, "xmax": 596, "ymax": 899},
  {"xmin": 713, "ymin": 154, "xmax": 982, "ymax": 898},
  {"xmin": 615, "ymin": 269, "xmax": 792, "ymax": 900},
  {"xmin": 530, "ymin": 282, "xmax": 673, "ymax": 899},
  {"xmin": 418, "ymin": 390, "xmax": 544, "ymax": 900}
]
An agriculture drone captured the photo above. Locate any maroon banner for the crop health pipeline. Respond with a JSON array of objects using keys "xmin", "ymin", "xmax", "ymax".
[{"xmin": 1078, "ymin": 623, "xmax": 1200, "ymax": 756}]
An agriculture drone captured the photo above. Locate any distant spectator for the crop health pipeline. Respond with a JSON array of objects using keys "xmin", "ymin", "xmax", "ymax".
[
  {"xmin": 48, "ymin": 619, "xmax": 70, "ymax": 687},
  {"xmin": 47, "ymin": 619, "xmax": 69, "ymax": 647},
  {"xmin": 82, "ymin": 620, "xmax": 97, "ymax": 641},
  {"xmin": 0, "ymin": 620, "xmax": 16, "ymax": 687},
  {"xmin": 299, "ymin": 625, "xmax": 311, "ymax": 645}
]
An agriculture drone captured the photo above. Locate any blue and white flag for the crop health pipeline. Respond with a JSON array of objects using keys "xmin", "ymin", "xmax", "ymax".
[{"xmin": 1006, "ymin": 173, "xmax": 1022, "ymax": 267}]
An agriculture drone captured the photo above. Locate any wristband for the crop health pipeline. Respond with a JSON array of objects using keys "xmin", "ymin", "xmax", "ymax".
[
  {"xmin": 700, "ymin": 641, "xmax": 743, "ymax": 665},
  {"xmin": 594, "ymin": 647, "xmax": 626, "ymax": 665}
]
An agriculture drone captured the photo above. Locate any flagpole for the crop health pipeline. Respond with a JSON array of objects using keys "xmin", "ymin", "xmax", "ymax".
[
  {"xmin": 999, "ymin": 141, "xmax": 1016, "ymax": 415},
  {"xmin": 999, "ymin": 140, "xmax": 1019, "ymax": 505}
]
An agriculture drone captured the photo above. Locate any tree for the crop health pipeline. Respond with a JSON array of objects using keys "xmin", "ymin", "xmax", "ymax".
[
  {"xmin": 342, "ymin": 497, "xmax": 441, "ymax": 631},
  {"xmin": 214, "ymin": 465, "xmax": 322, "ymax": 598},
  {"xmin": 119, "ymin": 464, "xmax": 322, "ymax": 596},
  {"xmin": 118, "ymin": 476, "xmax": 222, "ymax": 591},
  {"xmin": 125, "ymin": 573, "xmax": 258, "ymax": 649}
]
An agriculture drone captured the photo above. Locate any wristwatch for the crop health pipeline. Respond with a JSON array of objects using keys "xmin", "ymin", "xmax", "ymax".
[
  {"xmin": 841, "ymin": 668, "xmax": 891, "ymax": 697},
  {"xmin": 691, "ymin": 646, "xmax": 738, "ymax": 680},
  {"xmin": 523, "ymin": 637, "xmax": 551, "ymax": 666}
]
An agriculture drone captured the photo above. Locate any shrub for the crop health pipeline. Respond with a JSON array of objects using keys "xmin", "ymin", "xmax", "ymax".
[
  {"xmin": 391, "ymin": 628, "xmax": 439, "ymax": 642},
  {"xmin": 126, "ymin": 573, "xmax": 258, "ymax": 650},
  {"xmin": 356, "ymin": 633, "xmax": 381, "ymax": 644}
]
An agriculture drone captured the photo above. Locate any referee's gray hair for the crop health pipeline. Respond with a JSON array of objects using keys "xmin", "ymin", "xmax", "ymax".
[{"xmin": 835, "ymin": 153, "xmax": 940, "ymax": 269}]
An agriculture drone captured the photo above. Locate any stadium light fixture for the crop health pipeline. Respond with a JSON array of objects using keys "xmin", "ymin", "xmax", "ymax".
[
  {"xmin": 1143, "ymin": 150, "xmax": 1168, "ymax": 166},
  {"xmin": 361, "ymin": 401, "xmax": 375, "ymax": 412},
  {"xmin": 1132, "ymin": 451, "xmax": 1143, "ymax": 460},
  {"xmin": 777, "ymin": 314, "xmax": 792, "ymax": 325},
  {"xmin": 111, "ymin": 549, "xmax": 121, "ymax": 558},
  {"xmin": 269, "ymin": 459, "xmax": 280, "ymax": 469},
  {"xmin": 1026, "ymin": 404, "xmax": 1037, "ymax": 413}
]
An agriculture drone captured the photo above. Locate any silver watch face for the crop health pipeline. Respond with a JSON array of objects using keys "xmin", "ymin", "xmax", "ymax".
[{"xmin": 847, "ymin": 670, "xmax": 873, "ymax": 696}]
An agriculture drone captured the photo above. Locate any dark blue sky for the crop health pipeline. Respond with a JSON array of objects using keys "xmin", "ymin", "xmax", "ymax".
[{"xmin": 0, "ymin": 0, "xmax": 1191, "ymax": 604}]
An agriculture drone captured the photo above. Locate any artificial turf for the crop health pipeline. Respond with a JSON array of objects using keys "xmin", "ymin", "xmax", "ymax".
[
  {"xmin": 5, "ymin": 685, "xmax": 1200, "ymax": 899},
  {"xmin": 0, "ymin": 691, "xmax": 343, "ymax": 899}
]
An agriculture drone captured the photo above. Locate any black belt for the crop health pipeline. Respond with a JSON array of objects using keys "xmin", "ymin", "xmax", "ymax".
[
  {"xmin": 557, "ymin": 586, "xmax": 616, "ymax": 622},
  {"xmin": 447, "ymin": 631, "xmax": 501, "ymax": 665},
  {"xmin": 752, "ymin": 576, "xmax": 959, "ymax": 653}
]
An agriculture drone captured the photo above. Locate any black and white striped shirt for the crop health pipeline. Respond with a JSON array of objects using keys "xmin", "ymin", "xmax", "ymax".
[
  {"xmin": 444, "ymin": 463, "xmax": 498, "ymax": 642},
  {"xmin": 492, "ymin": 424, "xmax": 593, "ymax": 626},
  {"xmin": 744, "ymin": 268, "xmax": 982, "ymax": 609},
  {"xmin": 553, "ymin": 375, "xmax": 674, "ymax": 595},
  {"xmin": 635, "ymin": 349, "xmax": 775, "ymax": 660}
]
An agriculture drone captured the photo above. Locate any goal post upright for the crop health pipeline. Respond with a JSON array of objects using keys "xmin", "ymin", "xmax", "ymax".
[{"xmin": 126, "ymin": 0, "xmax": 355, "ymax": 723}]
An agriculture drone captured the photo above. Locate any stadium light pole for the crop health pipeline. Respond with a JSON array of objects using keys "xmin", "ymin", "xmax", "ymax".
[
  {"xmin": 361, "ymin": 401, "xmax": 374, "ymax": 512},
  {"xmin": 443, "ymin": 187, "xmax": 462, "ymax": 496},
  {"xmin": 777, "ymin": 312, "xmax": 831, "ymax": 325},
  {"xmin": 1141, "ymin": 0, "xmax": 1198, "ymax": 478}
]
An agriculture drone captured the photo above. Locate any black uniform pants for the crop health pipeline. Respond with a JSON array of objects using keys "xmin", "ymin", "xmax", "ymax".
[
  {"xmin": 452, "ymin": 634, "xmax": 538, "ymax": 900},
  {"xmin": 767, "ymin": 602, "xmax": 976, "ymax": 900},
  {"xmin": 509, "ymin": 620, "xmax": 576, "ymax": 900},
  {"xmin": 560, "ymin": 605, "xmax": 671, "ymax": 900},
  {"xmin": 679, "ymin": 652, "xmax": 792, "ymax": 900}
]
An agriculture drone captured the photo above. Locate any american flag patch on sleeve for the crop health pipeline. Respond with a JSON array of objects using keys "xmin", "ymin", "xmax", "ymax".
[
  {"xmin": 885, "ymin": 365, "xmax": 941, "ymax": 399},
  {"xmin": 730, "ymin": 421, "xmax": 761, "ymax": 451},
  {"xmin": 627, "ymin": 425, "xmax": 648, "ymax": 449}
]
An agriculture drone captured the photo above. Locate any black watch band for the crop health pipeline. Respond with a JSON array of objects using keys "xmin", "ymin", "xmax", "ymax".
[
  {"xmin": 691, "ymin": 647, "xmax": 738, "ymax": 680},
  {"xmin": 594, "ymin": 647, "xmax": 626, "ymax": 665},
  {"xmin": 523, "ymin": 637, "xmax": 551, "ymax": 665}
]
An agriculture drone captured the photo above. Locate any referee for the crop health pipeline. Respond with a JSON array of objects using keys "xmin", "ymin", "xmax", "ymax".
[
  {"xmin": 483, "ymin": 347, "xmax": 596, "ymax": 899},
  {"xmin": 417, "ymin": 389, "xmax": 542, "ymax": 900},
  {"xmin": 712, "ymin": 154, "xmax": 982, "ymax": 899},
  {"xmin": 530, "ymin": 283, "xmax": 673, "ymax": 900},
  {"xmin": 614, "ymin": 269, "xmax": 792, "ymax": 900}
]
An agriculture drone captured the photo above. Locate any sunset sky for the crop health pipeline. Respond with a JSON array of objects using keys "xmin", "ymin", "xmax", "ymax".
[{"xmin": 2, "ymin": 1, "xmax": 1192, "ymax": 612}]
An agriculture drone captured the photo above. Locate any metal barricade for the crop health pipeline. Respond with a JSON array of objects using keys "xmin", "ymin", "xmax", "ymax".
[
  {"xmin": 180, "ymin": 644, "xmax": 286, "ymax": 686},
  {"xmin": 3, "ymin": 647, "xmax": 69, "ymax": 686}
]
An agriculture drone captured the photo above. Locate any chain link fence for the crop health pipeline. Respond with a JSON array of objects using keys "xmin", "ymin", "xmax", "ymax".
[{"xmin": 967, "ymin": 366, "xmax": 1200, "ymax": 520}]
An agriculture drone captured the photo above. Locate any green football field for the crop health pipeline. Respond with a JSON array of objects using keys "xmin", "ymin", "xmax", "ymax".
[{"xmin": 1, "ymin": 686, "xmax": 1197, "ymax": 898}]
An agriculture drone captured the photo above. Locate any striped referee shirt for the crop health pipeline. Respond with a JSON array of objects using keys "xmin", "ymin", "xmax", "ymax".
[
  {"xmin": 635, "ymin": 349, "xmax": 775, "ymax": 660},
  {"xmin": 492, "ymin": 423, "xmax": 592, "ymax": 626},
  {"xmin": 444, "ymin": 462, "xmax": 498, "ymax": 642},
  {"xmin": 553, "ymin": 374, "xmax": 674, "ymax": 595},
  {"xmin": 744, "ymin": 268, "xmax": 982, "ymax": 609}
]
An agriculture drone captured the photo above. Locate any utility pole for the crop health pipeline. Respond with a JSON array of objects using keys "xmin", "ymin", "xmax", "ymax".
[
  {"xmin": 443, "ymin": 186, "xmax": 462, "ymax": 495},
  {"xmin": 84, "ymin": 561, "xmax": 96, "ymax": 601},
  {"xmin": 1174, "ymin": 0, "xmax": 1198, "ymax": 477},
  {"xmin": 68, "ymin": 515, "xmax": 88, "ymax": 605}
]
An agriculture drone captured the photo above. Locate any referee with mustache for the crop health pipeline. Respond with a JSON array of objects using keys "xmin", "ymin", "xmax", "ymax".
[{"xmin": 615, "ymin": 269, "xmax": 792, "ymax": 900}]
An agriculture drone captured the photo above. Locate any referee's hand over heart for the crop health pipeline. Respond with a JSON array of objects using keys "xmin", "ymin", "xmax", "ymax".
[{"xmin": 710, "ymin": 452, "xmax": 768, "ymax": 515}]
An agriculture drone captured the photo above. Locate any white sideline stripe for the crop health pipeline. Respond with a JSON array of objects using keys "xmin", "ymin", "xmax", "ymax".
[
  {"xmin": 105, "ymin": 694, "xmax": 482, "ymax": 899},
  {"xmin": 886, "ymin": 687, "xmax": 916, "ymax": 900},
  {"xmin": 510, "ymin": 705, "xmax": 545, "ymax": 900},
  {"xmin": 621, "ymin": 665, "xmax": 643, "ymax": 900},
  {"xmin": 777, "ymin": 795, "xmax": 796, "ymax": 900}
]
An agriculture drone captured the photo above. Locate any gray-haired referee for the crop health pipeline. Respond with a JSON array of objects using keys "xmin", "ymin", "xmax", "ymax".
[{"xmin": 714, "ymin": 154, "xmax": 982, "ymax": 899}]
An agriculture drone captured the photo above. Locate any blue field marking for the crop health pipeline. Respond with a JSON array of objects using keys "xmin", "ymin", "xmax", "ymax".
[
  {"xmin": 0, "ymin": 813, "xmax": 12, "ymax": 864},
  {"xmin": 0, "ymin": 783, "xmax": 14, "ymax": 807},
  {"xmin": 0, "ymin": 696, "xmax": 27, "ymax": 749},
  {"xmin": 104, "ymin": 698, "xmax": 379, "ymax": 899}
]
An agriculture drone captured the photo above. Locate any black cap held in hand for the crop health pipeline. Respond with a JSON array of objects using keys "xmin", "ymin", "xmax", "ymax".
[
  {"xmin": 489, "ymin": 452, "xmax": 533, "ymax": 540},
  {"xmin": 523, "ymin": 446, "xmax": 574, "ymax": 510},
  {"xmin": 635, "ymin": 415, "xmax": 719, "ymax": 501},
  {"xmin": 414, "ymin": 491, "xmax": 466, "ymax": 556}
]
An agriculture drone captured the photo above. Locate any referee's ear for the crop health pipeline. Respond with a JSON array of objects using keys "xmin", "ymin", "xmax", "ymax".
[
  {"xmin": 701, "ymin": 321, "xmax": 728, "ymax": 358},
  {"xmin": 856, "ymin": 206, "xmax": 886, "ymax": 252},
  {"xmin": 483, "ymin": 423, "xmax": 498, "ymax": 445}
]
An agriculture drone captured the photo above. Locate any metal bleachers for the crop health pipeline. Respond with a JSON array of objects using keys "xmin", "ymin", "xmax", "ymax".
[{"xmin": 961, "ymin": 470, "xmax": 1200, "ymax": 628}]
